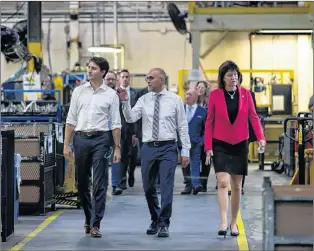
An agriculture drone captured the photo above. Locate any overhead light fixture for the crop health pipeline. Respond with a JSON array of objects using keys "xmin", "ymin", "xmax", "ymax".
[
  {"xmin": 87, "ymin": 45, "xmax": 122, "ymax": 53},
  {"xmin": 257, "ymin": 29, "xmax": 313, "ymax": 34}
]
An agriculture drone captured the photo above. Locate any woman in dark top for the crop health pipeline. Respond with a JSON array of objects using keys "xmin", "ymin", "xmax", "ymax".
[
  {"xmin": 195, "ymin": 80, "xmax": 211, "ymax": 191},
  {"xmin": 228, "ymin": 74, "xmax": 258, "ymax": 195},
  {"xmin": 204, "ymin": 61, "xmax": 265, "ymax": 237}
]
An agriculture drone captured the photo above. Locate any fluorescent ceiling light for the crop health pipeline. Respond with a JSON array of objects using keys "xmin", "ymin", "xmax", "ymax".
[
  {"xmin": 258, "ymin": 29, "xmax": 313, "ymax": 34},
  {"xmin": 88, "ymin": 46, "xmax": 122, "ymax": 53}
]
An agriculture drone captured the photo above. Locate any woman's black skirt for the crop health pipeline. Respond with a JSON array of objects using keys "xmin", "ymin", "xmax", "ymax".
[{"xmin": 212, "ymin": 138, "xmax": 248, "ymax": 176}]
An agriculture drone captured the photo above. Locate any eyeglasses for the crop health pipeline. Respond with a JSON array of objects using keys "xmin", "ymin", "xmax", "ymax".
[
  {"xmin": 145, "ymin": 76, "xmax": 154, "ymax": 82},
  {"xmin": 145, "ymin": 76, "xmax": 163, "ymax": 82}
]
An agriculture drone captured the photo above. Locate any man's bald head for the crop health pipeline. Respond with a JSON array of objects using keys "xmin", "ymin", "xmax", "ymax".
[
  {"xmin": 150, "ymin": 68, "xmax": 166, "ymax": 82},
  {"xmin": 185, "ymin": 88, "xmax": 198, "ymax": 105},
  {"xmin": 146, "ymin": 67, "xmax": 167, "ymax": 93}
]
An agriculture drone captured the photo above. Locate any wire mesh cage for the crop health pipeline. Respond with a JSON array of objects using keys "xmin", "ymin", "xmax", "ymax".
[
  {"xmin": 18, "ymin": 132, "xmax": 56, "ymax": 215},
  {"xmin": 53, "ymin": 123, "xmax": 80, "ymax": 208},
  {"xmin": 1, "ymin": 130, "xmax": 15, "ymax": 242},
  {"xmin": 5, "ymin": 123, "xmax": 58, "ymax": 216},
  {"xmin": 0, "ymin": 122, "xmax": 53, "ymax": 137}
]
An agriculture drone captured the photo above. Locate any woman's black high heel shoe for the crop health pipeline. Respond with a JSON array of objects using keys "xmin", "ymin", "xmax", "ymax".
[
  {"xmin": 218, "ymin": 227, "xmax": 229, "ymax": 238},
  {"xmin": 230, "ymin": 225, "xmax": 239, "ymax": 236}
]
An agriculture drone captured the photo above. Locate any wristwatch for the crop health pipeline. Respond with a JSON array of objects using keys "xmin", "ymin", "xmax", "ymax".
[{"xmin": 114, "ymin": 145, "xmax": 120, "ymax": 149}]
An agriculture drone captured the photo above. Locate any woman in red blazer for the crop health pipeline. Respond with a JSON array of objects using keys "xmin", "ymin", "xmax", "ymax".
[{"xmin": 204, "ymin": 61, "xmax": 265, "ymax": 237}]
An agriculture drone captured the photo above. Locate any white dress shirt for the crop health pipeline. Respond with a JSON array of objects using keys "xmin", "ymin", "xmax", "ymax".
[
  {"xmin": 66, "ymin": 81, "xmax": 122, "ymax": 131},
  {"xmin": 121, "ymin": 88, "xmax": 191, "ymax": 157}
]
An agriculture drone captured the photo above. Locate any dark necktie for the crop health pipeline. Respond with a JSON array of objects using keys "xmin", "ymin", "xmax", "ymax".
[{"xmin": 152, "ymin": 94, "xmax": 161, "ymax": 140}]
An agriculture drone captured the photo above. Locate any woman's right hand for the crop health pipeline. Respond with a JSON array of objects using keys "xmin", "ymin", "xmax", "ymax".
[{"xmin": 205, "ymin": 150, "xmax": 213, "ymax": 165}]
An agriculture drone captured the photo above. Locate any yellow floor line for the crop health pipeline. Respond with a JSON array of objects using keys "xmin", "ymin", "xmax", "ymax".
[
  {"xmin": 229, "ymin": 188, "xmax": 249, "ymax": 251},
  {"xmin": 236, "ymin": 209, "xmax": 249, "ymax": 251},
  {"xmin": 10, "ymin": 210, "xmax": 63, "ymax": 251}
]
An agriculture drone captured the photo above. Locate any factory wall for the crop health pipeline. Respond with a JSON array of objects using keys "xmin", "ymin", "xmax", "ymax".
[{"xmin": 1, "ymin": 21, "xmax": 313, "ymax": 112}]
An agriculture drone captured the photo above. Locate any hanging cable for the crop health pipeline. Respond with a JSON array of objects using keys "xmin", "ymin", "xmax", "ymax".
[{"xmin": 2, "ymin": 2, "xmax": 26, "ymax": 24}]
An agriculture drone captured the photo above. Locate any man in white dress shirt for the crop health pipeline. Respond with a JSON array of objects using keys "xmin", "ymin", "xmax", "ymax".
[
  {"xmin": 117, "ymin": 68, "xmax": 191, "ymax": 238},
  {"xmin": 63, "ymin": 57, "xmax": 121, "ymax": 238}
]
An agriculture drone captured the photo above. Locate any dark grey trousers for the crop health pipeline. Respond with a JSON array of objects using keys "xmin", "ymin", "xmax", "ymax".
[{"xmin": 73, "ymin": 132, "xmax": 110, "ymax": 228}]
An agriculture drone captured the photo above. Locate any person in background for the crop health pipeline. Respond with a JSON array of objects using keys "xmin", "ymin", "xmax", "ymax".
[
  {"xmin": 119, "ymin": 69, "xmax": 139, "ymax": 189},
  {"xmin": 104, "ymin": 70, "xmax": 117, "ymax": 90},
  {"xmin": 63, "ymin": 57, "xmax": 121, "ymax": 238},
  {"xmin": 204, "ymin": 60, "xmax": 265, "ymax": 237},
  {"xmin": 117, "ymin": 67, "xmax": 190, "ymax": 238},
  {"xmin": 195, "ymin": 80, "xmax": 211, "ymax": 192},
  {"xmin": 41, "ymin": 75, "xmax": 56, "ymax": 101},
  {"xmin": 245, "ymin": 80, "xmax": 258, "ymax": 195},
  {"xmin": 308, "ymin": 95, "xmax": 313, "ymax": 111},
  {"xmin": 104, "ymin": 71, "xmax": 123, "ymax": 195},
  {"xmin": 181, "ymin": 88, "xmax": 206, "ymax": 195}
]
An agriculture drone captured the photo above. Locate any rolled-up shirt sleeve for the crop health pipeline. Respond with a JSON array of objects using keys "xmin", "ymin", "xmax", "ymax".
[
  {"xmin": 66, "ymin": 87, "xmax": 79, "ymax": 126},
  {"xmin": 110, "ymin": 94, "xmax": 122, "ymax": 129},
  {"xmin": 176, "ymin": 97, "xmax": 191, "ymax": 157},
  {"xmin": 122, "ymin": 98, "xmax": 143, "ymax": 123}
]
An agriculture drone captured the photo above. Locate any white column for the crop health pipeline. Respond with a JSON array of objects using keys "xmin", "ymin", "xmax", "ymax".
[
  {"xmin": 297, "ymin": 35, "xmax": 311, "ymax": 112},
  {"xmin": 189, "ymin": 31, "xmax": 201, "ymax": 89},
  {"xmin": 113, "ymin": 2, "xmax": 119, "ymax": 71},
  {"xmin": 69, "ymin": 1, "xmax": 80, "ymax": 70}
]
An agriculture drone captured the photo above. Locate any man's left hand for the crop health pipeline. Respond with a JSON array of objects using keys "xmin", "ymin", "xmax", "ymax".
[
  {"xmin": 181, "ymin": 156, "xmax": 190, "ymax": 168},
  {"xmin": 113, "ymin": 148, "xmax": 121, "ymax": 163}
]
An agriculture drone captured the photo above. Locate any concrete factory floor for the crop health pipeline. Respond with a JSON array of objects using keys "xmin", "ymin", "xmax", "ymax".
[{"xmin": 1, "ymin": 163, "xmax": 290, "ymax": 251}]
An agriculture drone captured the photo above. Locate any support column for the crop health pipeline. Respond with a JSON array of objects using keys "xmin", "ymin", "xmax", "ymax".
[
  {"xmin": 27, "ymin": 2, "xmax": 42, "ymax": 73},
  {"xmin": 189, "ymin": 31, "xmax": 201, "ymax": 89},
  {"xmin": 297, "ymin": 35, "xmax": 310, "ymax": 112},
  {"xmin": 68, "ymin": 1, "xmax": 80, "ymax": 71},
  {"xmin": 113, "ymin": 2, "xmax": 119, "ymax": 71},
  {"xmin": 191, "ymin": 31, "xmax": 200, "ymax": 70}
]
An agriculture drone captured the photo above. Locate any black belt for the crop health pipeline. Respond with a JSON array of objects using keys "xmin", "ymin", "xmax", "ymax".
[
  {"xmin": 146, "ymin": 140, "xmax": 175, "ymax": 147},
  {"xmin": 75, "ymin": 131, "xmax": 106, "ymax": 137}
]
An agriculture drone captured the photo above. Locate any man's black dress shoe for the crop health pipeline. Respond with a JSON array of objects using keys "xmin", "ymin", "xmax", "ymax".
[
  {"xmin": 201, "ymin": 184, "xmax": 207, "ymax": 192},
  {"xmin": 146, "ymin": 221, "xmax": 159, "ymax": 235},
  {"xmin": 128, "ymin": 174, "xmax": 135, "ymax": 187},
  {"xmin": 158, "ymin": 226, "xmax": 169, "ymax": 237},
  {"xmin": 84, "ymin": 224, "xmax": 91, "ymax": 234},
  {"xmin": 181, "ymin": 187, "xmax": 192, "ymax": 195},
  {"xmin": 192, "ymin": 185, "xmax": 203, "ymax": 195}
]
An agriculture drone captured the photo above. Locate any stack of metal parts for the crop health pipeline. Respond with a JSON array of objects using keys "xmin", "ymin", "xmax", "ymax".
[
  {"xmin": 1, "ymin": 123, "xmax": 56, "ymax": 215},
  {"xmin": 33, "ymin": 101, "xmax": 58, "ymax": 115},
  {"xmin": 1, "ymin": 100, "xmax": 58, "ymax": 117}
]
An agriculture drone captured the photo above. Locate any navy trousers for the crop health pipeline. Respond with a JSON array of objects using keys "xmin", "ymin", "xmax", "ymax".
[
  {"xmin": 73, "ymin": 132, "xmax": 110, "ymax": 228},
  {"xmin": 141, "ymin": 142, "xmax": 178, "ymax": 227},
  {"xmin": 182, "ymin": 142, "xmax": 201, "ymax": 187}
]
